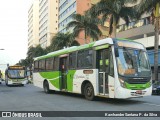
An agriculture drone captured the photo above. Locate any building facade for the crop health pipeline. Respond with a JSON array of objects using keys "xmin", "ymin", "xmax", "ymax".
[
  {"xmin": 39, "ymin": 0, "xmax": 59, "ymax": 48},
  {"xmin": 28, "ymin": 0, "xmax": 59, "ymax": 49},
  {"xmin": 58, "ymin": 0, "xmax": 109, "ymax": 44},
  {"xmin": 28, "ymin": 0, "xmax": 39, "ymax": 49}
]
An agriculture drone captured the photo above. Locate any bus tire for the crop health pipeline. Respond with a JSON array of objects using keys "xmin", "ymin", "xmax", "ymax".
[
  {"xmin": 84, "ymin": 83, "xmax": 95, "ymax": 101},
  {"xmin": 43, "ymin": 81, "xmax": 50, "ymax": 94}
]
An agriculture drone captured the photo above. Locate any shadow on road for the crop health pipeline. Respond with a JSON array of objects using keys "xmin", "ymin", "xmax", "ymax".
[
  {"xmin": 38, "ymin": 90, "xmax": 144, "ymax": 105},
  {"xmin": 95, "ymin": 97, "xmax": 144, "ymax": 105}
]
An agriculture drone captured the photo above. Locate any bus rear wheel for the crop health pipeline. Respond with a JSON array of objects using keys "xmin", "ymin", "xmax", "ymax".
[
  {"xmin": 43, "ymin": 81, "xmax": 50, "ymax": 94},
  {"xmin": 84, "ymin": 83, "xmax": 95, "ymax": 101}
]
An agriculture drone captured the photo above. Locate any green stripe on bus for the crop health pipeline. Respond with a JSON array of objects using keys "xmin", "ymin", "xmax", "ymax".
[
  {"xmin": 39, "ymin": 71, "xmax": 60, "ymax": 89},
  {"xmin": 125, "ymin": 82, "xmax": 151, "ymax": 90},
  {"xmin": 67, "ymin": 70, "xmax": 76, "ymax": 91},
  {"xmin": 39, "ymin": 70, "xmax": 76, "ymax": 91},
  {"xmin": 95, "ymin": 44, "xmax": 109, "ymax": 50}
]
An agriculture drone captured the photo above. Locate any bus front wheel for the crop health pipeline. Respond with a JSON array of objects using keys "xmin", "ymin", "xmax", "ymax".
[
  {"xmin": 84, "ymin": 83, "xmax": 95, "ymax": 101},
  {"xmin": 43, "ymin": 81, "xmax": 50, "ymax": 94}
]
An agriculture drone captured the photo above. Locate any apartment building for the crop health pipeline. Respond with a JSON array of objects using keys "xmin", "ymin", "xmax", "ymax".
[
  {"xmin": 39, "ymin": 0, "xmax": 59, "ymax": 48},
  {"xmin": 58, "ymin": 0, "xmax": 109, "ymax": 44},
  {"xmin": 28, "ymin": 0, "xmax": 39, "ymax": 49},
  {"xmin": 28, "ymin": 0, "xmax": 59, "ymax": 49}
]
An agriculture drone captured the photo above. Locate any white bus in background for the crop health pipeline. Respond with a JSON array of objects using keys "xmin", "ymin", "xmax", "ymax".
[{"xmin": 5, "ymin": 65, "xmax": 28, "ymax": 86}]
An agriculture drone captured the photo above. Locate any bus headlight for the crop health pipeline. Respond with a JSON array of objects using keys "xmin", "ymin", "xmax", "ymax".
[{"xmin": 119, "ymin": 78, "xmax": 126, "ymax": 88}]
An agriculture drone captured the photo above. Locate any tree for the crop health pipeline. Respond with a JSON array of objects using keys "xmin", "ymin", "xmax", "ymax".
[
  {"xmin": 88, "ymin": 0, "xmax": 138, "ymax": 37},
  {"xmin": 66, "ymin": 14, "xmax": 102, "ymax": 43},
  {"xmin": 23, "ymin": 45, "xmax": 46, "ymax": 68},
  {"xmin": 49, "ymin": 32, "xmax": 80, "ymax": 51},
  {"xmin": 27, "ymin": 45, "xmax": 46, "ymax": 59},
  {"xmin": 137, "ymin": 0, "xmax": 160, "ymax": 81}
]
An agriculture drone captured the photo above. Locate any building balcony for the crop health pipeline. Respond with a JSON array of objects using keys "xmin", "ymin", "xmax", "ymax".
[{"xmin": 116, "ymin": 17, "xmax": 154, "ymax": 40}]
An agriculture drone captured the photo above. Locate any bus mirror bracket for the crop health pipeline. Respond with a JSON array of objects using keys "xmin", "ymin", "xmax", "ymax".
[{"xmin": 113, "ymin": 39, "xmax": 119, "ymax": 57}]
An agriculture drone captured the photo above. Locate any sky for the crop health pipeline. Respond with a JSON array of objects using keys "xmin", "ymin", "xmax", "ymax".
[{"xmin": 0, "ymin": 0, "xmax": 33, "ymax": 71}]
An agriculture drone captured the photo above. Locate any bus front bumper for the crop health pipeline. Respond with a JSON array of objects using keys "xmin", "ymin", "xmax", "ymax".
[
  {"xmin": 115, "ymin": 86, "xmax": 152, "ymax": 99},
  {"xmin": 7, "ymin": 80, "xmax": 28, "ymax": 85}
]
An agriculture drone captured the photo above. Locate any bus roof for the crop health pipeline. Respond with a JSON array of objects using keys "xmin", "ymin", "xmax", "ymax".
[
  {"xmin": 34, "ymin": 38, "xmax": 113, "ymax": 61},
  {"xmin": 7, "ymin": 65, "xmax": 25, "ymax": 70},
  {"xmin": 34, "ymin": 38, "xmax": 145, "ymax": 61}
]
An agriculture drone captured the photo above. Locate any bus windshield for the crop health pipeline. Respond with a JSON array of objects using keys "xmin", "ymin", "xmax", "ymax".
[
  {"xmin": 7, "ymin": 70, "xmax": 25, "ymax": 79},
  {"xmin": 117, "ymin": 47, "xmax": 151, "ymax": 77}
]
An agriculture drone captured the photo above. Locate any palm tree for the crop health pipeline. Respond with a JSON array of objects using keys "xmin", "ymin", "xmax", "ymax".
[
  {"xmin": 66, "ymin": 14, "xmax": 102, "ymax": 44},
  {"xmin": 136, "ymin": 0, "xmax": 160, "ymax": 81},
  {"xmin": 27, "ymin": 45, "xmax": 46, "ymax": 59},
  {"xmin": 49, "ymin": 32, "xmax": 80, "ymax": 51},
  {"xmin": 25, "ymin": 45, "xmax": 46, "ymax": 69},
  {"xmin": 27, "ymin": 47, "xmax": 35, "ymax": 59},
  {"xmin": 88, "ymin": 0, "xmax": 138, "ymax": 37}
]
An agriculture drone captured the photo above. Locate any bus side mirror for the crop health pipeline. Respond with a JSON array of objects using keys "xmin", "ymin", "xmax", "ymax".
[{"xmin": 115, "ymin": 48, "xmax": 119, "ymax": 57}]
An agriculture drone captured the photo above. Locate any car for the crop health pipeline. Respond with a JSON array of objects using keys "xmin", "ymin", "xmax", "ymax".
[
  {"xmin": 0, "ymin": 78, "xmax": 4, "ymax": 84},
  {"xmin": 152, "ymin": 80, "xmax": 160, "ymax": 95}
]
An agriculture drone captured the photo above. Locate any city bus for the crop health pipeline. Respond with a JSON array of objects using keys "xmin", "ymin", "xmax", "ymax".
[
  {"xmin": 5, "ymin": 65, "xmax": 28, "ymax": 86},
  {"xmin": 33, "ymin": 38, "xmax": 152, "ymax": 100}
]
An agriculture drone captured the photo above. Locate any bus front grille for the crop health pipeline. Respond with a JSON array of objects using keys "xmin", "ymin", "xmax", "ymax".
[{"xmin": 127, "ymin": 78, "xmax": 149, "ymax": 84}]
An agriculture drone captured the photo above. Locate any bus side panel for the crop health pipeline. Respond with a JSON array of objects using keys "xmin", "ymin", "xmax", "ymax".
[
  {"xmin": 108, "ymin": 76, "xmax": 115, "ymax": 98},
  {"xmin": 41, "ymin": 71, "xmax": 61, "ymax": 91},
  {"xmin": 72, "ymin": 69, "xmax": 98, "ymax": 94},
  {"xmin": 66, "ymin": 70, "xmax": 76, "ymax": 92},
  {"xmin": 33, "ymin": 71, "xmax": 60, "ymax": 91},
  {"xmin": 33, "ymin": 72, "xmax": 44, "ymax": 89}
]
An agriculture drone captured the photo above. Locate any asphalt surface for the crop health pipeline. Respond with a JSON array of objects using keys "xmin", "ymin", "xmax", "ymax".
[{"xmin": 0, "ymin": 81, "xmax": 160, "ymax": 120}]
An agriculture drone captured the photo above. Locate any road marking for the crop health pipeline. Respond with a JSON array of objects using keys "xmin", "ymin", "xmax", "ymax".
[{"xmin": 143, "ymin": 103, "xmax": 160, "ymax": 107}]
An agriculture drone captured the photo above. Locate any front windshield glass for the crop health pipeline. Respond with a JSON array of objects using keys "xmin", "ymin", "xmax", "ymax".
[
  {"xmin": 7, "ymin": 70, "xmax": 25, "ymax": 78},
  {"xmin": 117, "ymin": 47, "xmax": 151, "ymax": 77}
]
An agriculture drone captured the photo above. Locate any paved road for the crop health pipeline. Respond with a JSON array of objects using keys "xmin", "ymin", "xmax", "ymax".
[{"xmin": 0, "ymin": 82, "xmax": 160, "ymax": 120}]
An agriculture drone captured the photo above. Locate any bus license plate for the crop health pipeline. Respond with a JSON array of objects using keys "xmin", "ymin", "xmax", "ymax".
[{"xmin": 136, "ymin": 90, "xmax": 142, "ymax": 94}]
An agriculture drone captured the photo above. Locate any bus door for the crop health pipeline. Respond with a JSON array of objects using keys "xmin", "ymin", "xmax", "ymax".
[
  {"xmin": 97, "ymin": 48, "xmax": 110, "ymax": 95},
  {"xmin": 59, "ymin": 56, "xmax": 68, "ymax": 90}
]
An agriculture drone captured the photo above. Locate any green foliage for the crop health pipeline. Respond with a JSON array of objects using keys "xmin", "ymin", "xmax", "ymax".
[
  {"xmin": 19, "ymin": 45, "xmax": 46, "ymax": 67},
  {"xmin": 88, "ymin": 0, "xmax": 138, "ymax": 37},
  {"xmin": 48, "ymin": 32, "xmax": 80, "ymax": 51},
  {"xmin": 66, "ymin": 14, "xmax": 102, "ymax": 43},
  {"xmin": 19, "ymin": 33, "xmax": 79, "ymax": 67}
]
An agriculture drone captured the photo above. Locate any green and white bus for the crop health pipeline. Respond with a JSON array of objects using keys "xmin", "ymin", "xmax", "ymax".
[
  {"xmin": 33, "ymin": 38, "xmax": 152, "ymax": 100},
  {"xmin": 5, "ymin": 65, "xmax": 28, "ymax": 86}
]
